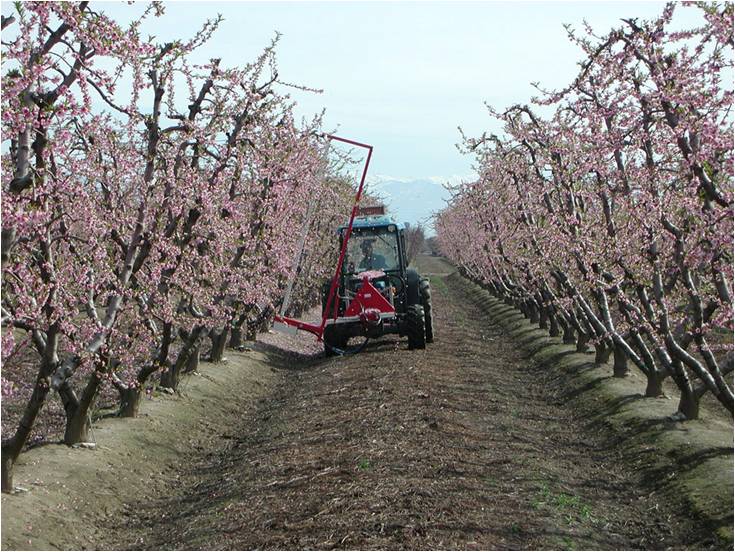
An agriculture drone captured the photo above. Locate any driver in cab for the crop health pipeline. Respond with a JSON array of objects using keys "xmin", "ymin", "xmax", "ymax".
[{"xmin": 358, "ymin": 239, "xmax": 386, "ymax": 270}]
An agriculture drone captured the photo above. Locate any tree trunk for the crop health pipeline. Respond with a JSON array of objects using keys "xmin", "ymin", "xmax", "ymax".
[
  {"xmin": 644, "ymin": 372, "xmax": 664, "ymax": 397},
  {"xmin": 528, "ymin": 303, "xmax": 540, "ymax": 324},
  {"xmin": 229, "ymin": 320, "xmax": 244, "ymax": 349},
  {"xmin": 576, "ymin": 332, "xmax": 590, "ymax": 353},
  {"xmin": 184, "ymin": 345, "xmax": 200, "ymax": 374},
  {"xmin": 548, "ymin": 312, "xmax": 560, "ymax": 337},
  {"xmin": 538, "ymin": 307, "xmax": 548, "ymax": 330},
  {"xmin": 209, "ymin": 327, "xmax": 228, "ymax": 362},
  {"xmin": 118, "ymin": 386, "xmax": 143, "ymax": 418},
  {"xmin": 114, "ymin": 359, "xmax": 160, "ymax": 420},
  {"xmin": 613, "ymin": 343, "xmax": 629, "ymax": 378},
  {"xmin": 161, "ymin": 353, "xmax": 185, "ymax": 390},
  {"xmin": 59, "ymin": 370, "xmax": 102, "ymax": 445},
  {"xmin": 161, "ymin": 326, "xmax": 203, "ymax": 390},
  {"xmin": 594, "ymin": 342, "xmax": 611, "ymax": 364},
  {"xmin": 667, "ymin": 358, "xmax": 699, "ymax": 419},
  {"xmin": 246, "ymin": 322, "xmax": 256, "ymax": 341},
  {"xmin": 1, "ymin": 447, "xmax": 13, "ymax": 493},
  {"xmin": 677, "ymin": 388, "xmax": 700, "ymax": 420},
  {"xmin": 64, "ymin": 409, "xmax": 91, "ymax": 444},
  {"xmin": 2, "ymin": 341, "xmax": 59, "ymax": 493},
  {"xmin": 561, "ymin": 321, "xmax": 576, "ymax": 344},
  {"xmin": 258, "ymin": 305, "xmax": 273, "ymax": 334}
]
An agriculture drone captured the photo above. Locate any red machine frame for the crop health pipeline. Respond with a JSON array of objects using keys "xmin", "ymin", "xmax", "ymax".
[{"xmin": 273, "ymin": 134, "xmax": 395, "ymax": 341}]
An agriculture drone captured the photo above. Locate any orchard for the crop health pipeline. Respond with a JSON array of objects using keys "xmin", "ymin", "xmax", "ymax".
[
  {"xmin": 1, "ymin": 2, "xmax": 732, "ymax": 550},
  {"xmin": 1, "ymin": 2, "xmax": 353, "ymax": 492},
  {"xmin": 437, "ymin": 2, "xmax": 733, "ymax": 421}
]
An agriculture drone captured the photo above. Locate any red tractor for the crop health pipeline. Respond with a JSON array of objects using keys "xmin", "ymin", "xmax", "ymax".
[
  {"xmin": 272, "ymin": 135, "xmax": 433, "ymax": 356},
  {"xmin": 320, "ymin": 208, "xmax": 434, "ymax": 355}
]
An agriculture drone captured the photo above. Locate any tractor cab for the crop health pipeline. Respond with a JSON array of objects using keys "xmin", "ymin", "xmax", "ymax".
[
  {"xmin": 332, "ymin": 211, "xmax": 409, "ymax": 316},
  {"xmin": 342, "ymin": 216, "xmax": 405, "ymax": 290},
  {"xmin": 343, "ymin": 219, "xmax": 404, "ymax": 275}
]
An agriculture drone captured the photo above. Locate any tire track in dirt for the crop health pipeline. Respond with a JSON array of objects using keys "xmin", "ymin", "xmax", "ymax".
[{"xmin": 110, "ymin": 261, "xmax": 704, "ymax": 550}]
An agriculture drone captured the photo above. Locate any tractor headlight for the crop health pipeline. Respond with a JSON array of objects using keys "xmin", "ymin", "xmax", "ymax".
[{"xmin": 387, "ymin": 224, "xmax": 396, "ymax": 232}]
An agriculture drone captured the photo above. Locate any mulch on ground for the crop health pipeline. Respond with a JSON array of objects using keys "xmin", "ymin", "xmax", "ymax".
[{"xmin": 110, "ymin": 259, "xmax": 713, "ymax": 550}]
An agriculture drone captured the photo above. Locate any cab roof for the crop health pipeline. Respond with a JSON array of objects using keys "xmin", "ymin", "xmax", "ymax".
[{"xmin": 338, "ymin": 215, "xmax": 405, "ymax": 232}]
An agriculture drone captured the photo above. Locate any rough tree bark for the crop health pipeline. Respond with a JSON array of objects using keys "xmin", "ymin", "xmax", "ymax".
[
  {"xmin": 594, "ymin": 341, "xmax": 612, "ymax": 364},
  {"xmin": 561, "ymin": 320, "xmax": 576, "ymax": 344},
  {"xmin": 118, "ymin": 386, "xmax": 143, "ymax": 418},
  {"xmin": 613, "ymin": 343, "xmax": 629, "ymax": 378},
  {"xmin": 528, "ymin": 301, "xmax": 540, "ymax": 324},
  {"xmin": 644, "ymin": 371, "xmax": 665, "ymax": 398},
  {"xmin": 184, "ymin": 346, "xmax": 200, "ymax": 374},
  {"xmin": 576, "ymin": 331, "xmax": 590, "ymax": 353},
  {"xmin": 548, "ymin": 311, "xmax": 560, "ymax": 337},
  {"xmin": 229, "ymin": 313, "xmax": 247, "ymax": 349},
  {"xmin": 538, "ymin": 305, "xmax": 549, "ymax": 330},
  {"xmin": 1, "ymin": 327, "xmax": 59, "ymax": 492},
  {"xmin": 160, "ymin": 326, "xmax": 205, "ymax": 391},
  {"xmin": 58, "ymin": 371, "xmax": 101, "ymax": 445},
  {"xmin": 114, "ymin": 360, "xmax": 160, "ymax": 418},
  {"xmin": 208, "ymin": 326, "xmax": 229, "ymax": 362}
]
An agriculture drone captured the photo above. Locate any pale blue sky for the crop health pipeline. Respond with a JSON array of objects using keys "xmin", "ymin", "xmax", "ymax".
[{"xmin": 2, "ymin": 1, "xmax": 704, "ymax": 181}]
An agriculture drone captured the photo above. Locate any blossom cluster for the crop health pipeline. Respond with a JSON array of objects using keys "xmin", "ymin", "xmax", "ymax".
[
  {"xmin": 1, "ymin": 2, "xmax": 353, "ymax": 489},
  {"xmin": 437, "ymin": 2, "xmax": 733, "ymax": 419}
]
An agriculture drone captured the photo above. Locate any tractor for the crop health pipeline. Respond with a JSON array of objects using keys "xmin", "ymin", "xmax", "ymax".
[
  {"xmin": 320, "ymin": 206, "xmax": 434, "ymax": 355},
  {"xmin": 272, "ymin": 134, "xmax": 433, "ymax": 356}
]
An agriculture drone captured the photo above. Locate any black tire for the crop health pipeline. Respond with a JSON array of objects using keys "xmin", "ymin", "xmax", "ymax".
[
  {"xmin": 420, "ymin": 279, "xmax": 434, "ymax": 343},
  {"xmin": 406, "ymin": 304, "xmax": 426, "ymax": 350},
  {"xmin": 323, "ymin": 324, "xmax": 347, "ymax": 357},
  {"xmin": 322, "ymin": 281, "xmax": 340, "ymax": 357},
  {"xmin": 406, "ymin": 268, "xmax": 421, "ymax": 306},
  {"xmin": 324, "ymin": 343, "xmax": 338, "ymax": 357}
]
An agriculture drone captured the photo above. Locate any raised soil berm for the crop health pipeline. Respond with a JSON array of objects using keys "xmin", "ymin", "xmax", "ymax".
[
  {"xmin": 0, "ymin": 347, "xmax": 282, "ymax": 551},
  {"xmin": 448, "ymin": 270, "xmax": 734, "ymax": 546}
]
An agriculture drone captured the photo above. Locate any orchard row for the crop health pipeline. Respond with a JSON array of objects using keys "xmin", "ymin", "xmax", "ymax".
[
  {"xmin": 1, "ymin": 3, "xmax": 353, "ymax": 491},
  {"xmin": 437, "ymin": 4, "xmax": 733, "ymax": 420}
]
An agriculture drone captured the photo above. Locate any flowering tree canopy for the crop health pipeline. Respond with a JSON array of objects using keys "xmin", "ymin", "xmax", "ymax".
[
  {"xmin": 1, "ymin": 2, "xmax": 354, "ymax": 491},
  {"xmin": 437, "ymin": 2, "xmax": 733, "ymax": 420}
]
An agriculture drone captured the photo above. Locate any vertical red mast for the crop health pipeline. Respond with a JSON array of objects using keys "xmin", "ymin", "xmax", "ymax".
[
  {"xmin": 272, "ymin": 134, "xmax": 374, "ymax": 340},
  {"xmin": 318, "ymin": 135, "xmax": 373, "ymax": 339}
]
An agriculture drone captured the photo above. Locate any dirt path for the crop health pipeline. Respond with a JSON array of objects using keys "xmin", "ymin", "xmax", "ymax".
[{"xmin": 100, "ymin": 255, "xmax": 711, "ymax": 550}]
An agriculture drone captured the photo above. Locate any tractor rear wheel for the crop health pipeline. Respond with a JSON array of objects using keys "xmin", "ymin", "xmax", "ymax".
[
  {"xmin": 420, "ymin": 279, "xmax": 434, "ymax": 343},
  {"xmin": 406, "ymin": 269, "xmax": 421, "ymax": 306},
  {"xmin": 406, "ymin": 305, "xmax": 426, "ymax": 350}
]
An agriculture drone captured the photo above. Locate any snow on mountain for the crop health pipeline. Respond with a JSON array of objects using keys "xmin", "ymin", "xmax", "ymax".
[{"xmin": 363, "ymin": 174, "xmax": 474, "ymax": 231}]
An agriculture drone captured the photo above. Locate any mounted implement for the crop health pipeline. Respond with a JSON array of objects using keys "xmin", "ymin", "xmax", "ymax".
[{"xmin": 272, "ymin": 136, "xmax": 434, "ymax": 356}]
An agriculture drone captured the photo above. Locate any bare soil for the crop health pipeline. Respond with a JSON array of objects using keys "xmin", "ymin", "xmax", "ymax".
[
  {"xmin": 2, "ymin": 255, "xmax": 731, "ymax": 550},
  {"xmin": 1, "ymin": 347, "xmax": 281, "ymax": 551}
]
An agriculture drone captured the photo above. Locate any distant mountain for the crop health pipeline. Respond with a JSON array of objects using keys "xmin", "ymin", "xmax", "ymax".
[{"xmin": 364, "ymin": 175, "xmax": 471, "ymax": 232}]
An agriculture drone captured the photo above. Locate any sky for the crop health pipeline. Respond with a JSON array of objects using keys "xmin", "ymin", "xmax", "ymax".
[
  {"xmin": 33, "ymin": 0, "xmax": 700, "ymax": 181},
  {"xmin": 1, "ymin": 0, "xmax": 707, "ymax": 221}
]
